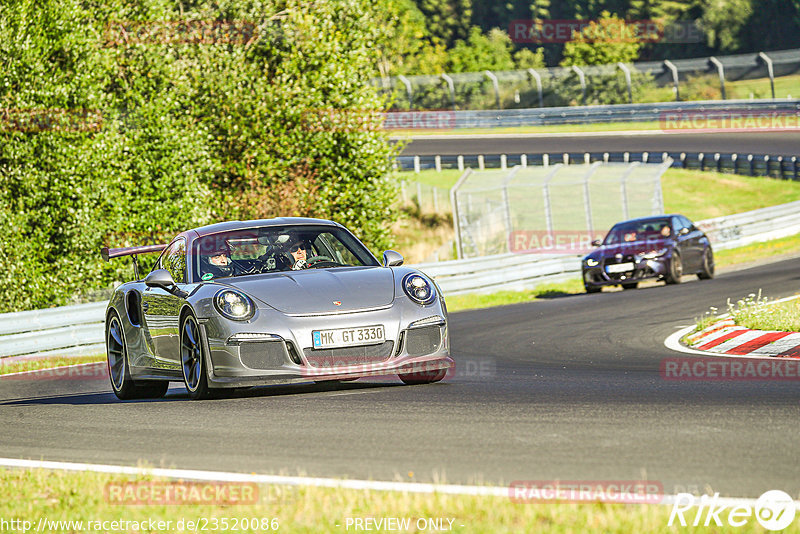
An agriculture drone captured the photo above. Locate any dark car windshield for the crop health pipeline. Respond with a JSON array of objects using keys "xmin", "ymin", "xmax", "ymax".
[
  {"xmin": 192, "ymin": 225, "xmax": 379, "ymax": 282},
  {"xmin": 603, "ymin": 218, "xmax": 673, "ymax": 245}
]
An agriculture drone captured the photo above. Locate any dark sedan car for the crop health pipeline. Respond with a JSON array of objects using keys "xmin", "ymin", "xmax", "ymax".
[{"xmin": 582, "ymin": 214, "xmax": 714, "ymax": 293}]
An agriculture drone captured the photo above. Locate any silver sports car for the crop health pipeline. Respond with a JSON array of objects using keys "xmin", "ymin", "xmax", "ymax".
[{"xmin": 101, "ymin": 218, "xmax": 454, "ymax": 400}]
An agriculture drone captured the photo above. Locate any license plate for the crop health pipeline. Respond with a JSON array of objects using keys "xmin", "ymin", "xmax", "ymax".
[
  {"xmin": 312, "ymin": 325, "xmax": 385, "ymax": 349},
  {"xmin": 605, "ymin": 262, "xmax": 634, "ymax": 274}
]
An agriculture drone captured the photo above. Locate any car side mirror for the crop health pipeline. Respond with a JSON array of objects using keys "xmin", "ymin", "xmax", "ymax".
[
  {"xmin": 679, "ymin": 227, "xmax": 690, "ymax": 236},
  {"xmin": 591, "ymin": 239, "xmax": 601, "ymax": 247},
  {"xmin": 382, "ymin": 250, "xmax": 404, "ymax": 267},
  {"xmin": 145, "ymin": 269, "xmax": 187, "ymax": 298}
]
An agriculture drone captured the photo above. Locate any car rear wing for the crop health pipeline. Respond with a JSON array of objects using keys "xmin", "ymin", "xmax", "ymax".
[{"xmin": 101, "ymin": 244, "xmax": 167, "ymax": 280}]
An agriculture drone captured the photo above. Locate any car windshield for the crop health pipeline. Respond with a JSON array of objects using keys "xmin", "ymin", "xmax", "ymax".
[
  {"xmin": 192, "ymin": 225, "xmax": 379, "ymax": 281},
  {"xmin": 602, "ymin": 218, "xmax": 672, "ymax": 245}
]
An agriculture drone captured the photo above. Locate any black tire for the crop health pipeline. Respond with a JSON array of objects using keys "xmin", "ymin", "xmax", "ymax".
[
  {"xmin": 106, "ymin": 312, "xmax": 169, "ymax": 400},
  {"xmin": 398, "ymin": 368, "xmax": 447, "ymax": 385},
  {"xmin": 180, "ymin": 312, "xmax": 212, "ymax": 400},
  {"xmin": 697, "ymin": 248, "xmax": 715, "ymax": 280},
  {"xmin": 621, "ymin": 282, "xmax": 638, "ymax": 290},
  {"xmin": 584, "ymin": 283, "xmax": 601, "ymax": 294},
  {"xmin": 665, "ymin": 252, "xmax": 683, "ymax": 285}
]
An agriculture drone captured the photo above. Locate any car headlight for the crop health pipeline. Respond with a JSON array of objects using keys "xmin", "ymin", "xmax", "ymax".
[
  {"xmin": 640, "ymin": 248, "xmax": 668, "ymax": 260},
  {"xmin": 403, "ymin": 273, "xmax": 436, "ymax": 305},
  {"xmin": 214, "ymin": 289, "xmax": 255, "ymax": 321},
  {"xmin": 585, "ymin": 258, "xmax": 599, "ymax": 267}
]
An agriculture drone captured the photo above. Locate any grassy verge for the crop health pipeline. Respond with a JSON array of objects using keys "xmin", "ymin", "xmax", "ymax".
[
  {"xmin": 0, "ymin": 468, "xmax": 707, "ymax": 533},
  {"xmin": 393, "ymin": 167, "xmax": 800, "ymax": 263},
  {"xmin": 0, "ymin": 354, "xmax": 105, "ymax": 376},
  {"xmin": 445, "ymin": 279, "xmax": 584, "ymax": 312}
]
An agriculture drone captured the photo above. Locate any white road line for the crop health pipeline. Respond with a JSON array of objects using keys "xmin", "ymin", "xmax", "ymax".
[
  {"xmin": 391, "ymin": 130, "xmax": 701, "ymax": 141},
  {"xmin": 0, "ymin": 457, "xmax": 791, "ymax": 507}
]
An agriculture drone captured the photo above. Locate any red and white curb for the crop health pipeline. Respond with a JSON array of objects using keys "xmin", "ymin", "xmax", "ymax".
[{"xmin": 665, "ymin": 295, "xmax": 800, "ymax": 358}]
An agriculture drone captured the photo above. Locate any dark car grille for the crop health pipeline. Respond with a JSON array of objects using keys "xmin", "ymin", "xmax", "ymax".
[
  {"xmin": 240, "ymin": 342, "xmax": 288, "ymax": 370},
  {"xmin": 304, "ymin": 341, "xmax": 394, "ymax": 368},
  {"xmin": 603, "ymin": 255, "xmax": 636, "ymax": 281},
  {"xmin": 405, "ymin": 326, "xmax": 442, "ymax": 357}
]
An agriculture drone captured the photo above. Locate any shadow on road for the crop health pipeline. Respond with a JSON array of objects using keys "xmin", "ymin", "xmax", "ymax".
[{"xmin": 0, "ymin": 379, "xmax": 406, "ymax": 406}]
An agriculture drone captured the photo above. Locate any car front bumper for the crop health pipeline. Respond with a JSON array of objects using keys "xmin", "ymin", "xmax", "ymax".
[
  {"xmin": 583, "ymin": 257, "xmax": 669, "ymax": 287},
  {"xmin": 198, "ymin": 299, "xmax": 453, "ymax": 387}
]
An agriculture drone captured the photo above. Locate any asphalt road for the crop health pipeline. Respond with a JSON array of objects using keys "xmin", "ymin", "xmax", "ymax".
[
  {"xmin": 399, "ymin": 131, "xmax": 800, "ymax": 156},
  {"xmin": 2, "ymin": 257, "xmax": 799, "ymax": 499}
]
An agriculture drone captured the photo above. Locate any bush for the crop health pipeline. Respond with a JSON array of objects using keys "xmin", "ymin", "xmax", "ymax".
[{"xmin": 0, "ymin": 0, "xmax": 400, "ymax": 312}]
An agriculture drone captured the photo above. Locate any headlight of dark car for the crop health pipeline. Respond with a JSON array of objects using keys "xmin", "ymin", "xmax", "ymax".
[
  {"xmin": 639, "ymin": 248, "xmax": 668, "ymax": 260},
  {"xmin": 214, "ymin": 289, "xmax": 255, "ymax": 321},
  {"xmin": 403, "ymin": 273, "xmax": 436, "ymax": 305},
  {"xmin": 584, "ymin": 258, "xmax": 599, "ymax": 267}
]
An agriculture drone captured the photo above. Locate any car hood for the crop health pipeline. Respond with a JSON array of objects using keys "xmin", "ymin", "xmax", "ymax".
[
  {"xmin": 221, "ymin": 267, "xmax": 395, "ymax": 314},
  {"xmin": 592, "ymin": 238, "xmax": 672, "ymax": 258}
]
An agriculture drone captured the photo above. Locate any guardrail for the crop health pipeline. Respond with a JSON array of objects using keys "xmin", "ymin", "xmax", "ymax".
[
  {"xmin": 4, "ymin": 199, "xmax": 800, "ymax": 359},
  {"xmin": 384, "ymin": 99, "xmax": 800, "ymax": 129},
  {"xmin": 396, "ymin": 151, "xmax": 800, "ymax": 180}
]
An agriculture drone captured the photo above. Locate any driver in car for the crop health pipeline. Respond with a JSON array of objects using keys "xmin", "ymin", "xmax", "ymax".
[{"xmin": 288, "ymin": 240, "xmax": 308, "ymax": 270}]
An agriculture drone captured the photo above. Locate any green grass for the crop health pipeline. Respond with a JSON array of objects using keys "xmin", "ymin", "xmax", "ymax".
[
  {"xmin": 733, "ymin": 296, "xmax": 800, "ymax": 332},
  {"xmin": 445, "ymin": 279, "xmax": 584, "ymax": 312},
  {"xmin": 728, "ymin": 73, "xmax": 800, "ymax": 100},
  {"xmin": 402, "ymin": 167, "xmax": 800, "ymax": 221},
  {"xmin": 0, "ymin": 354, "xmax": 105, "ymax": 376},
  {"xmin": 661, "ymin": 169, "xmax": 800, "ymax": 221},
  {"xmin": 0, "ymin": 468, "xmax": 764, "ymax": 533},
  {"xmin": 715, "ymin": 233, "xmax": 800, "ymax": 267}
]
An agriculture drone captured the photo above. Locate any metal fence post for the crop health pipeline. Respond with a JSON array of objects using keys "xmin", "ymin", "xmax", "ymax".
[
  {"xmin": 582, "ymin": 162, "xmax": 602, "ymax": 235},
  {"xmin": 435, "ymin": 155, "xmax": 442, "ymax": 172},
  {"xmin": 527, "ymin": 68, "xmax": 544, "ymax": 108},
  {"xmin": 478, "ymin": 155, "xmax": 485, "ymax": 170},
  {"xmin": 748, "ymin": 154, "xmax": 754, "ymax": 176},
  {"xmin": 699, "ymin": 152, "xmax": 705, "ymax": 171},
  {"xmin": 484, "ymin": 71, "xmax": 501, "ymax": 109},
  {"xmin": 571, "ymin": 65, "xmax": 587, "ymax": 106},
  {"xmin": 619, "ymin": 162, "xmax": 641, "ymax": 220},
  {"xmin": 793, "ymin": 156, "xmax": 798, "ymax": 181},
  {"xmin": 450, "ymin": 169, "xmax": 473, "ymax": 260},
  {"xmin": 441, "ymin": 73, "xmax": 456, "ymax": 111},
  {"xmin": 708, "ymin": 57, "xmax": 726, "ymax": 100},
  {"xmin": 500, "ymin": 154, "xmax": 507, "ymax": 170},
  {"xmin": 715, "ymin": 153, "xmax": 721, "ymax": 172},
  {"xmin": 617, "ymin": 63, "xmax": 633, "ymax": 104},
  {"xmin": 543, "ymin": 154, "xmax": 549, "ymax": 167},
  {"xmin": 732, "ymin": 153, "xmax": 739, "ymax": 174},
  {"xmin": 397, "ymin": 74, "xmax": 414, "ymax": 109},
  {"xmin": 758, "ymin": 52, "xmax": 775, "ymax": 99},
  {"xmin": 520, "ymin": 154, "xmax": 527, "ymax": 168},
  {"xmin": 663, "ymin": 60, "xmax": 680, "ymax": 101},
  {"xmin": 413, "ymin": 155, "xmax": 420, "ymax": 174},
  {"xmin": 457, "ymin": 155, "xmax": 464, "ymax": 171},
  {"xmin": 764, "ymin": 155, "xmax": 770, "ymax": 177}
]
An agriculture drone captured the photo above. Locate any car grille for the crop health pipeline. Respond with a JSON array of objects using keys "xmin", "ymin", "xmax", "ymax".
[
  {"xmin": 304, "ymin": 341, "xmax": 394, "ymax": 368},
  {"xmin": 239, "ymin": 342, "xmax": 288, "ymax": 370},
  {"xmin": 603, "ymin": 255, "xmax": 636, "ymax": 281},
  {"xmin": 405, "ymin": 326, "xmax": 442, "ymax": 356}
]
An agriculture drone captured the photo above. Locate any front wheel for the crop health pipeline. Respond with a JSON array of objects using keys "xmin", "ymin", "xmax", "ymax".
[
  {"xmin": 697, "ymin": 248, "xmax": 715, "ymax": 280},
  {"xmin": 584, "ymin": 283, "xmax": 601, "ymax": 294},
  {"xmin": 665, "ymin": 252, "xmax": 683, "ymax": 285},
  {"xmin": 180, "ymin": 313, "xmax": 212, "ymax": 400},
  {"xmin": 106, "ymin": 312, "xmax": 168, "ymax": 400},
  {"xmin": 399, "ymin": 368, "xmax": 447, "ymax": 385}
]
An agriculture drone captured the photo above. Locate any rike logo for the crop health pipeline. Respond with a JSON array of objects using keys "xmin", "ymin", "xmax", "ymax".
[{"xmin": 669, "ymin": 491, "xmax": 796, "ymax": 530}]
